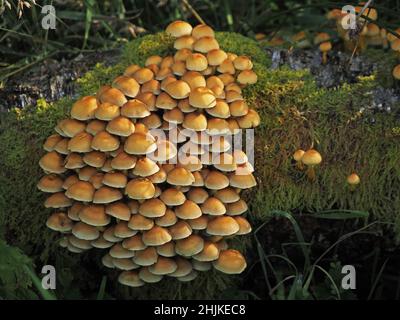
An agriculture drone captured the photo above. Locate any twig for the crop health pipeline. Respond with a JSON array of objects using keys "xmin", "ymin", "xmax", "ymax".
[{"xmin": 181, "ymin": 0, "xmax": 205, "ymax": 25}]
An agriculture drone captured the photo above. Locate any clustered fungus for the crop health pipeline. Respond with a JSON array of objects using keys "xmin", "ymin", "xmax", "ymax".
[{"xmin": 38, "ymin": 20, "xmax": 260, "ymax": 287}]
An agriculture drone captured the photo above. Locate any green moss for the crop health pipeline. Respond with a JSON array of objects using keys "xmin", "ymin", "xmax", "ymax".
[{"xmin": 1, "ymin": 30, "xmax": 400, "ymax": 299}]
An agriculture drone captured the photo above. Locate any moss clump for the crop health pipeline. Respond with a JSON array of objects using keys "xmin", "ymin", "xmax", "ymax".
[{"xmin": 1, "ymin": 30, "xmax": 400, "ymax": 299}]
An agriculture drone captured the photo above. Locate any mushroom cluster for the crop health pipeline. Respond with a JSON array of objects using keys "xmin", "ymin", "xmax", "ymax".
[{"xmin": 38, "ymin": 20, "xmax": 260, "ymax": 287}]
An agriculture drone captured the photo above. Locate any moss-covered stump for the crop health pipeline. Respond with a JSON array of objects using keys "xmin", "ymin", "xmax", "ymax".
[{"xmin": 0, "ymin": 31, "xmax": 399, "ymax": 299}]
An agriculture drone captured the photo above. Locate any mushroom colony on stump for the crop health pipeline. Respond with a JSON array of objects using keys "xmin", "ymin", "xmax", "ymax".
[{"xmin": 38, "ymin": 20, "xmax": 260, "ymax": 287}]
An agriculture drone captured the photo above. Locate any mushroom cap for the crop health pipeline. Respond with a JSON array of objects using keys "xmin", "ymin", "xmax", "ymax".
[
  {"xmin": 68, "ymin": 236, "xmax": 92, "ymax": 250},
  {"xmin": 391, "ymin": 39, "xmax": 400, "ymax": 51},
  {"xmin": 123, "ymin": 64, "xmax": 141, "ymax": 77},
  {"xmin": 39, "ymin": 151, "xmax": 66, "ymax": 174},
  {"xmin": 121, "ymin": 99, "xmax": 150, "ymax": 119},
  {"xmin": 133, "ymin": 247, "xmax": 158, "ymax": 266},
  {"xmin": 392, "ymin": 64, "xmax": 400, "ymax": 80},
  {"xmin": 174, "ymin": 48, "xmax": 193, "ymax": 62},
  {"xmin": 126, "ymin": 178, "xmax": 155, "ymax": 200},
  {"xmin": 89, "ymin": 172, "xmax": 104, "ymax": 189},
  {"xmin": 187, "ymin": 187, "xmax": 209, "ymax": 204},
  {"xmin": 347, "ymin": 173, "xmax": 361, "ymax": 185},
  {"xmin": 319, "ymin": 41, "xmax": 332, "ymax": 52},
  {"xmin": 233, "ymin": 55, "xmax": 253, "ymax": 70},
  {"xmin": 118, "ymin": 271, "xmax": 144, "ymax": 287},
  {"xmin": 122, "ymin": 234, "xmax": 146, "ymax": 251},
  {"xmin": 145, "ymin": 55, "xmax": 162, "ymax": 66},
  {"xmin": 133, "ymin": 157, "xmax": 159, "ymax": 177},
  {"xmin": 141, "ymin": 113, "xmax": 162, "ymax": 129},
  {"xmin": 192, "ymin": 24, "xmax": 215, "ymax": 39},
  {"xmin": 156, "ymin": 92, "xmax": 178, "ymax": 110},
  {"xmin": 111, "ymin": 152, "xmax": 137, "ymax": 170},
  {"xmin": 213, "ymin": 249, "xmax": 247, "ymax": 274},
  {"xmin": 103, "ymin": 226, "xmax": 123, "ymax": 243},
  {"xmin": 226, "ymin": 199, "xmax": 248, "ymax": 216},
  {"xmin": 293, "ymin": 149, "xmax": 305, "ymax": 161},
  {"xmin": 301, "ymin": 149, "xmax": 322, "ymax": 166},
  {"xmin": 169, "ymin": 257, "xmax": 193, "ymax": 277},
  {"xmin": 160, "ymin": 188, "xmax": 186, "ymax": 206},
  {"xmin": 139, "ymin": 267, "xmax": 163, "ymax": 283},
  {"xmin": 79, "ymin": 204, "xmax": 111, "ymax": 227},
  {"xmin": 112, "ymin": 258, "xmax": 139, "ymax": 270},
  {"xmin": 128, "ymin": 214, "xmax": 154, "ymax": 231},
  {"xmin": 229, "ymin": 173, "xmax": 257, "ymax": 189},
  {"xmin": 149, "ymin": 257, "xmax": 178, "ymax": 275},
  {"xmin": 149, "ymin": 139, "xmax": 178, "ymax": 162},
  {"xmin": 177, "ymin": 270, "xmax": 199, "ymax": 282},
  {"xmin": 165, "ymin": 80, "xmax": 191, "ymax": 99},
  {"xmin": 142, "ymin": 226, "xmax": 172, "ymax": 246},
  {"xmin": 78, "ymin": 166, "xmax": 97, "ymax": 181},
  {"xmin": 207, "ymin": 216, "xmax": 239, "ymax": 236},
  {"xmin": 93, "ymin": 186, "xmax": 123, "ymax": 204},
  {"xmin": 86, "ymin": 120, "xmax": 106, "ymax": 136},
  {"xmin": 57, "ymin": 118, "xmax": 86, "ymax": 137},
  {"xmin": 172, "ymin": 60, "xmax": 187, "ymax": 76},
  {"xmin": 193, "ymin": 36, "xmax": 219, "ymax": 53},
  {"xmin": 181, "ymin": 71, "xmax": 206, "ymax": 90},
  {"xmin": 205, "ymin": 171, "xmax": 229, "ymax": 190},
  {"xmin": 166, "ymin": 20, "xmax": 193, "ymax": 37},
  {"xmin": 178, "ymin": 154, "xmax": 202, "ymax": 171},
  {"xmin": 106, "ymin": 116, "xmax": 135, "ymax": 137},
  {"xmin": 192, "ymin": 260, "xmax": 212, "ymax": 271},
  {"xmin": 187, "ymin": 215, "xmax": 209, "ymax": 230},
  {"xmin": 117, "ymin": 220, "xmax": 137, "ymax": 237},
  {"xmin": 201, "ymin": 197, "xmax": 226, "ymax": 215},
  {"xmin": 169, "ymin": 220, "xmax": 192, "ymax": 240},
  {"xmin": 112, "ymin": 76, "xmax": 140, "ymax": 98},
  {"xmin": 71, "ymin": 96, "xmax": 98, "ymax": 120},
  {"xmin": 65, "ymin": 181, "xmax": 95, "ymax": 202},
  {"xmin": 214, "ymin": 187, "xmax": 240, "ymax": 203},
  {"xmin": 186, "ymin": 53, "xmax": 208, "ymax": 71},
  {"xmin": 182, "ymin": 112, "xmax": 207, "ymax": 131},
  {"xmin": 99, "ymin": 87, "xmax": 127, "ymax": 107},
  {"xmin": 124, "ymin": 132, "xmax": 156, "ymax": 155},
  {"xmin": 82, "ymin": 151, "xmax": 106, "ymax": 168},
  {"xmin": 217, "ymin": 59, "xmax": 235, "ymax": 74},
  {"xmin": 72, "ymin": 222, "xmax": 99, "ymax": 241},
  {"xmin": 176, "ymin": 200, "xmax": 202, "ymax": 219},
  {"xmin": 207, "ymin": 49, "xmax": 228, "ymax": 66},
  {"xmin": 155, "ymin": 208, "xmax": 177, "ymax": 227},
  {"xmin": 139, "ymin": 198, "xmax": 166, "ymax": 218},
  {"xmin": 237, "ymin": 70, "xmax": 258, "ymax": 85},
  {"xmin": 156, "ymin": 242, "xmax": 176, "ymax": 257},
  {"xmin": 233, "ymin": 216, "xmax": 252, "ymax": 235},
  {"xmin": 110, "ymin": 243, "xmax": 136, "ymax": 259},
  {"xmin": 68, "ymin": 132, "xmax": 93, "ymax": 153},
  {"xmin": 106, "ymin": 202, "xmax": 131, "ymax": 221},
  {"xmin": 46, "ymin": 212, "xmax": 73, "ymax": 232},
  {"xmin": 37, "ymin": 174, "xmax": 64, "ymax": 193},
  {"xmin": 43, "ymin": 134, "xmax": 63, "ymax": 152},
  {"xmin": 91, "ymin": 236, "xmax": 114, "ymax": 249},
  {"xmin": 91, "ymin": 131, "xmax": 120, "ymax": 152},
  {"xmin": 175, "ymin": 234, "xmax": 204, "ymax": 257},
  {"xmin": 64, "ymin": 153, "xmax": 84, "ymax": 169},
  {"xmin": 148, "ymin": 167, "xmax": 167, "ymax": 184},
  {"xmin": 163, "ymin": 107, "xmax": 184, "ymax": 124},
  {"xmin": 193, "ymin": 241, "xmax": 219, "ymax": 261},
  {"xmin": 62, "ymin": 176, "xmax": 79, "ymax": 193},
  {"xmin": 174, "ymin": 35, "xmax": 195, "ymax": 50},
  {"xmin": 102, "ymin": 172, "xmax": 128, "ymax": 188},
  {"xmin": 189, "ymin": 87, "xmax": 216, "ymax": 109},
  {"xmin": 167, "ymin": 167, "xmax": 195, "ymax": 186},
  {"xmin": 136, "ymin": 92, "xmax": 157, "ymax": 111},
  {"xmin": 133, "ymin": 67, "xmax": 154, "ymax": 84}
]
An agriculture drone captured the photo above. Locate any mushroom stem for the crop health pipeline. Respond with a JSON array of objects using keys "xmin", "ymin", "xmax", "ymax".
[
  {"xmin": 306, "ymin": 166, "xmax": 316, "ymax": 182},
  {"xmin": 296, "ymin": 160, "xmax": 304, "ymax": 170},
  {"xmin": 349, "ymin": 184, "xmax": 357, "ymax": 192},
  {"xmin": 322, "ymin": 52, "xmax": 328, "ymax": 65}
]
